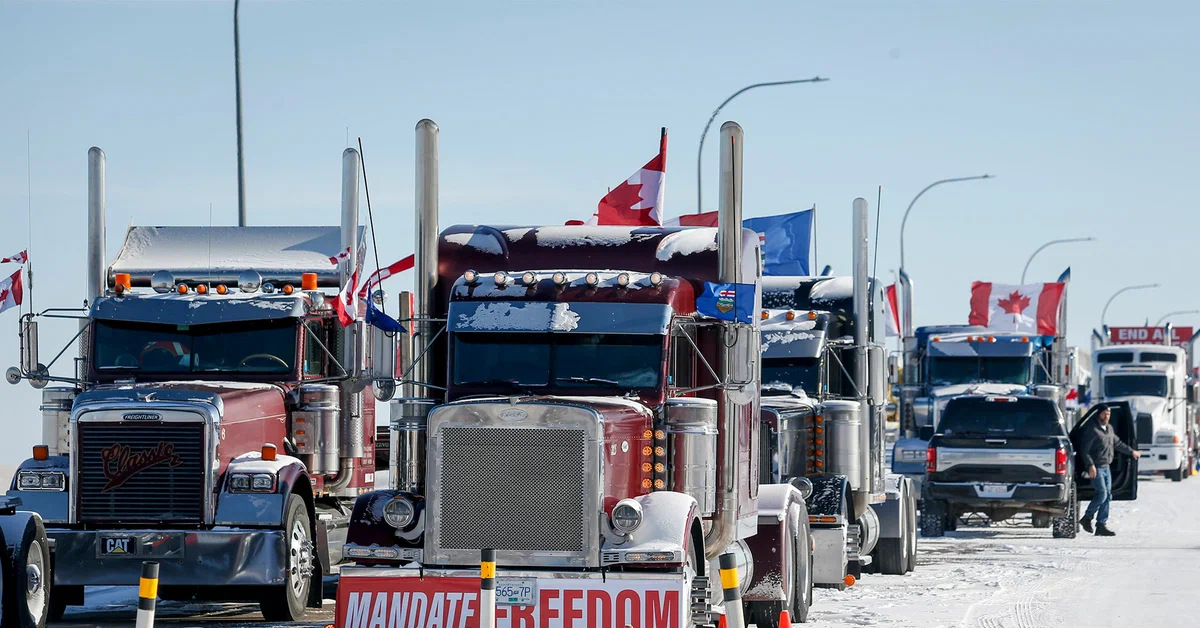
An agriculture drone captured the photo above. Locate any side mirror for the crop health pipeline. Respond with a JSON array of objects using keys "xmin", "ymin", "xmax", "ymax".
[
  {"xmin": 1188, "ymin": 386, "xmax": 1196, "ymax": 404},
  {"xmin": 20, "ymin": 316, "xmax": 38, "ymax": 375},
  {"xmin": 789, "ymin": 476, "xmax": 814, "ymax": 500},
  {"xmin": 918, "ymin": 425, "xmax": 935, "ymax": 441},
  {"xmin": 868, "ymin": 345, "xmax": 887, "ymax": 406}
]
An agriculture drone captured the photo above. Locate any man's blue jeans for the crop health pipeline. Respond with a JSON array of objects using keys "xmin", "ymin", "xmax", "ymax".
[{"xmin": 1082, "ymin": 466, "xmax": 1112, "ymax": 524}]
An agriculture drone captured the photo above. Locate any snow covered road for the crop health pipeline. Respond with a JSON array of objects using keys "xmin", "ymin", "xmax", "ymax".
[
  {"xmin": 57, "ymin": 475, "xmax": 1194, "ymax": 627},
  {"xmin": 810, "ymin": 475, "xmax": 1197, "ymax": 628}
]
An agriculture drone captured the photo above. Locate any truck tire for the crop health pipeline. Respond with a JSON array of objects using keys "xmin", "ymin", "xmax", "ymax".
[
  {"xmin": 920, "ymin": 501, "xmax": 946, "ymax": 538},
  {"xmin": 1169, "ymin": 461, "xmax": 1185, "ymax": 482},
  {"xmin": 3, "ymin": 515, "xmax": 50, "ymax": 628},
  {"xmin": 1051, "ymin": 486, "xmax": 1078, "ymax": 539},
  {"xmin": 259, "ymin": 495, "xmax": 315, "ymax": 622},
  {"xmin": 904, "ymin": 492, "xmax": 918, "ymax": 574}
]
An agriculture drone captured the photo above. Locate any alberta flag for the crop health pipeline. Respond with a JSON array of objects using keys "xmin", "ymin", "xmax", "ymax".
[
  {"xmin": 696, "ymin": 282, "xmax": 756, "ymax": 324},
  {"xmin": 968, "ymin": 282, "xmax": 1066, "ymax": 335}
]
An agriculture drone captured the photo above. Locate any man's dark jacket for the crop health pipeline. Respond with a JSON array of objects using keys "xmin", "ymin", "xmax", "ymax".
[{"xmin": 1079, "ymin": 421, "xmax": 1134, "ymax": 468}]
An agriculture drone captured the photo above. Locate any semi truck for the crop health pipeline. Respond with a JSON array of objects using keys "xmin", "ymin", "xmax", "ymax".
[
  {"xmin": 891, "ymin": 327, "xmax": 1066, "ymax": 492},
  {"xmin": 758, "ymin": 264, "xmax": 919, "ymax": 578},
  {"xmin": 5, "ymin": 147, "xmax": 392, "ymax": 621},
  {"xmin": 1092, "ymin": 338, "xmax": 1191, "ymax": 481},
  {"xmin": 337, "ymin": 120, "xmax": 817, "ymax": 627}
]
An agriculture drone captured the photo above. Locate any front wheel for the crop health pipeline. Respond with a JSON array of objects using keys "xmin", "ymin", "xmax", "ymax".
[
  {"xmin": 259, "ymin": 495, "xmax": 315, "ymax": 622},
  {"xmin": 3, "ymin": 515, "xmax": 51, "ymax": 628},
  {"xmin": 1169, "ymin": 460, "xmax": 1185, "ymax": 482}
]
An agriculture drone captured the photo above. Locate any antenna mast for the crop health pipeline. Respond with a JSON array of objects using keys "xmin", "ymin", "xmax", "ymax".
[{"xmin": 234, "ymin": 0, "xmax": 247, "ymax": 226}]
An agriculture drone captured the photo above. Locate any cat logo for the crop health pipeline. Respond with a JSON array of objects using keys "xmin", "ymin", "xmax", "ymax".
[{"xmin": 102, "ymin": 536, "xmax": 134, "ymax": 556}]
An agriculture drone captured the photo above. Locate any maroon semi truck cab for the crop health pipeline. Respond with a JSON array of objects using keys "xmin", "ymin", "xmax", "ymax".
[
  {"xmin": 7, "ymin": 147, "xmax": 387, "ymax": 622},
  {"xmin": 339, "ymin": 120, "xmax": 815, "ymax": 628}
]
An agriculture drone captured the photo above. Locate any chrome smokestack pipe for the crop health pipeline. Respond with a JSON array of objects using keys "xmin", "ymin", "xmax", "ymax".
[
  {"xmin": 852, "ymin": 198, "xmax": 871, "ymax": 495},
  {"xmin": 414, "ymin": 119, "xmax": 439, "ymax": 389},
  {"xmin": 87, "ymin": 147, "xmax": 106, "ymax": 304},
  {"xmin": 899, "ymin": 268, "xmax": 914, "ymax": 338},
  {"xmin": 704, "ymin": 120, "xmax": 743, "ymax": 560},
  {"xmin": 338, "ymin": 148, "xmax": 365, "ymax": 464}
]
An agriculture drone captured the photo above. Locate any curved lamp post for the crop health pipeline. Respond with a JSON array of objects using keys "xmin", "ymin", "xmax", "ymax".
[
  {"xmin": 1020, "ymin": 237, "xmax": 1095, "ymax": 284},
  {"xmin": 1101, "ymin": 283, "xmax": 1159, "ymax": 328},
  {"xmin": 695, "ymin": 77, "xmax": 828, "ymax": 213},
  {"xmin": 1156, "ymin": 310, "xmax": 1199, "ymax": 326}
]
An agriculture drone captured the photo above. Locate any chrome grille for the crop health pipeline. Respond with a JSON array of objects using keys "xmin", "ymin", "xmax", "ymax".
[
  {"xmin": 436, "ymin": 427, "xmax": 587, "ymax": 553},
  {"xmin": 77, "ymin": 422, "xmax": 206, "ymax": 524}
]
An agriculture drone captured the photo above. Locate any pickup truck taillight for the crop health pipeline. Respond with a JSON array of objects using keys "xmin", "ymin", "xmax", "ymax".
[
  {"xmin": 926, "ymin": 447, "xmax": 937, "ymax": 473},
  {"xmin": 1055, "ymin": 447, "xmax": 1068, "ymax": 475}
]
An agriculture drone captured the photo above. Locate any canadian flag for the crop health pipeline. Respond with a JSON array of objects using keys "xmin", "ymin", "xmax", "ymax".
[
  {"xmin": 968, "ymin": 282, "xmax": 1066, "ymax": 336},
  {"xmin": 357, "ymin": 254, "xmax": 415, "ymax": 299},
  {"xmin": 593, "ymin": 129, "xmax": 667, "ymax": 226},
  {"xmin": 0, "ymin": 268, "xmax": 23, "ymax": 315},
  {"xmin": 884, "ymin": 283, "xmax": 900, "ymax": 337},
  {"xmin": 1, "ymin": 250, "xmax": 28, "ymax": 265},
  {"xmin": 333, "ymin": 239, "xmax": 368, "ymax": 327},
  {"xmin": 664, "ymin": 210, "xmax": 718, "ymax": 227}
]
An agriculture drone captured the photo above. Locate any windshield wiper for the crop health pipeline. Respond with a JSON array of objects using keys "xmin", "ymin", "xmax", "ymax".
[{"xmin": 556, "ymin": 376, "xmax": 622, "ymax": 387}]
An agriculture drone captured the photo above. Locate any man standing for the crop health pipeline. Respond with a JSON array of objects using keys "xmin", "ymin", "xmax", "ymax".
[{"xmin": 1079, "ymin": 405, "xmax": 1141, "ymax": 536}]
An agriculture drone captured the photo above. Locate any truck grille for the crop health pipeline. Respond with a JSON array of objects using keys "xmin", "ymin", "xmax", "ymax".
[
  {"xmin": 435, "ymin": 427, "xmax": 587, "ymax": 554},
  {"xmin": 77, "ymin": 422, "xmax": 206, "ymax": 524},
  {"xmin": 1136, "ymin": 413, "xmax": 1153, "ymax": 446}
]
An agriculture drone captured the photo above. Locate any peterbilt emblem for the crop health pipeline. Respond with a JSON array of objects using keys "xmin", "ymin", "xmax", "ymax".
[
  {"xmin": 498, "ymin": 408, "xmax": 529, "ymax": 422},
  {"xmin": 100, "ymin": 442, "xmax": 182, "ymax": 492},
  {"xmin": 122, "ymin": 412, "xmax": 161, "ymax": 422}
]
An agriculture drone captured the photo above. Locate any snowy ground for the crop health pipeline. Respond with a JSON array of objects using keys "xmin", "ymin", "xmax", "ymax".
[{"xmin": 57, "ymin": 474, "xmax": 1195, "ymax": 627}]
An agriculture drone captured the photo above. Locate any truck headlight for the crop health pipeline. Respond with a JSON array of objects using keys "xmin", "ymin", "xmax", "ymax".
[
  {"xmin": 228, "ymin": 473, "xmax": 276, "ymax": 493},
  {"xmin": 384, "ymin": 497, "xmax": 415, "ymax": 529},
  {"xmin": 16, "ymin": 470, "xmax": 65, "ymax": 491},
  {"xmin": 1155, "ymin": 430, "xmax": 1181, "ymax": 445},
  {"xmin": 610, "ymin": 499, "xmax": 643, "ymax": 534}
]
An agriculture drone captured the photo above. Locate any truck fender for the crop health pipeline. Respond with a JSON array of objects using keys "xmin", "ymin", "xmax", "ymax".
[
  {"xmin": 346, "ymin": 490, "xmax": 425, "ymax": 550},
  {"xmin": 806, "ymin": 474, "xmax": 851, "ymax": 519},
  {"xmin": 4, "ymin": 456, "xmax": 69, "ymax": 524},
  {"xmin": 744, "ymin": 483, "xmax": 808, "ymax": 602},
  {"xmin": 601, "ymin": 491, "xmax": 700, "ymax": 568},
  {"xmin": 872, "ymin": 474, "xmax": 908, "ymax": 539},
  {"xmin": 213, "ymin": 453, "xmax": 309, "ymax": 527}
]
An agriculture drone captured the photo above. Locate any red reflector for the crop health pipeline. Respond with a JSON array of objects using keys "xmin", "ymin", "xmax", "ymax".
[
  {"xmin": 926, "ymin": 447, "xmax": 937, "ymax": 473},
  {"xmin": 1055, "ymin": 447, "xmax": 1068, "ymax": 475}
]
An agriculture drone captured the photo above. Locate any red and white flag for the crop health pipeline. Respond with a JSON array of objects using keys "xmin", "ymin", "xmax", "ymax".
[
  {"xmin": 968, "ymin": 282, "xmax": 1066, "ymax": 335},
  {"xmin": 884, "ymin": 283, "xmax": 900, "ymax": 337},
  {"xmin": 664, "ymin": 210, "xmax": 719, "ymax": 227},
  {"xmin": 357, "ymin": 254, "xmax": 415, "ymax": 299},
  {"xmin": 1, "ymin": 250, "xmax": 28, "ymax": 265},
  {"xmin": 328, "ymin": 245, "xmax": 351, "ymax": 266},
  {"xmin": 0, "ymin": 268, "xmax": 23, "ymax": 315},
  {"xmin": 333, "ymin": 240, "xmax": 368, "ymax": 327},
  {"xmin": 593, "ymin": 129, "xmax": 667, "ymax": 226}
]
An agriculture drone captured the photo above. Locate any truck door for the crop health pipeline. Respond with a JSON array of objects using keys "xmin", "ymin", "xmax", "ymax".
[{"xmin": 1070, "ymin": 402, "xmax": 1138, "ymax": 501}]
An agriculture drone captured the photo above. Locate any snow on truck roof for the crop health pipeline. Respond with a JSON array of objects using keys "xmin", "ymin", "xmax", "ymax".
[
  {"xmin": 108, "ymin": 225, "xmax": 364, "ymax": 288},
  {"xmin": 91, "ymin": 292, "xmax": 311, "ymax": 325}
]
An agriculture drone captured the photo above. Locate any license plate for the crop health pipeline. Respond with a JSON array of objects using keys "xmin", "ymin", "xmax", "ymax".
[
  {"xmin": 99, "ymin": 535, "xmax": 137, "ymax": 556},
  {"xmin": 494, "ymin": 578, "xmax": 536, "ymax": 606},
  {"xmin": 976, "ymin": 483, "xmax": 1009, "ymax": 496}
]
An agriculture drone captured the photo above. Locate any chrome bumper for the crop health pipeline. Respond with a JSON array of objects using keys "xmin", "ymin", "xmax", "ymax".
[{"xmin": 49, "ymin": 528, "xmax": 285, "ymax": 586}]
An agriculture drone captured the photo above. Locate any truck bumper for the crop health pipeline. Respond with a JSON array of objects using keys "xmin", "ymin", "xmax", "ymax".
[
  {"xmin": 1137, "ymin": 444, "xmax": 1184, "ymax": 473},
  {"xmin": 926, "ymin": 481, "xmax": 1067, "ymax": 506},
  {"xmin": 49, "ymin": 527, "xmax": 286, "ymax": 587},
  {"xmin": 337, "ymin": 566, "xmax": 694, "ymax": 628}
]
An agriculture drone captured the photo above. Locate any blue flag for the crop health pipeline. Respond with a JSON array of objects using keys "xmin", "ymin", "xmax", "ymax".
[
  {"xmin": 696, "ymin": 282, "xmax": 756, "ymax": 324},
  {"xmin": 365, "ymin": 298, "xmax": 406, "ymax": 333},
  {"xmin": 742, "ymin": 209, "xmax": 814, "ymax": 276}
]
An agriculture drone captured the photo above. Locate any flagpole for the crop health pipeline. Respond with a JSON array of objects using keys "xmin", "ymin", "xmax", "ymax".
[
  {"xmin": 810, "ymin": 204, "xmax": 817, "ymax": 276},
  {"xmin": 695, "ymin": 77, "xmax": 828, "ymax": 214}
]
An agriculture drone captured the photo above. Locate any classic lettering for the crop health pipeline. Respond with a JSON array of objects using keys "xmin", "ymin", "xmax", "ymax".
[{"xmin": 100, "ymin": 441, "xmax": 182, "ymax": 492}]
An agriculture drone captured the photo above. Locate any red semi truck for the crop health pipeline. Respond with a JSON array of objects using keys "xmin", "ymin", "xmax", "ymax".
[
  {"xmin": 6, "ymin": 147, "xmax": 392, "ymax": 621},
  {"xmin": 337, "ymin": 120, "xmax": 816, "ymax": 627}
]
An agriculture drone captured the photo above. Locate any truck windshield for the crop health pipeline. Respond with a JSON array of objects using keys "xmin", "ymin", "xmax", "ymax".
[
  {"xmin": 453, "ymin": 332, "xmax": 662, "ymax": 391},
  {"xmin": 762, "ymin": 357, "xmax": 820, "ymax": 396},
  {"xmin": 929, "ymin": 356, "xmax": 1030, "ymax": 386},
  {"xmin": 94, "ymin": 319, "xmax": 297, "ymax": 375},
  {"xmin": 939, "ymin": 398, "xmax": 1063, "ymax": 437},
  {"xmin": 1104, "ymin": 374, "xmax": 1168, "ymax": 397}
]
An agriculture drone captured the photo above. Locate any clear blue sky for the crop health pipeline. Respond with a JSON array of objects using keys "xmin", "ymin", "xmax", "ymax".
[{"xmin": 1, "ymin": 1, "xmax": 1197, "ymax": 461}]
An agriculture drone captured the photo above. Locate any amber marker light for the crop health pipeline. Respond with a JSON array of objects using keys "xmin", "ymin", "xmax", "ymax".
[
  {"xmin": 196, "ymin": 284, "xmax": 208, "ymax": 295},
  {"xmin": 176, "ymin": 284, "xmax": 188, "ymax": 294},
  {"xmin": 282, "ymin": 284, "xmax": 295, "ymax": 295},
  {"xmin": 32, "ymin": 445, "xmax": 49, "ymax": 461},
  {"xmin": 216, "ymin": 284, "xmax": 229, "ymax": 295},
  {"xmin": 302, "ymin": 273, "xmax": 318, "ymax": 290},
  {"xmin": 261, "ymin": 443, "xmax": 278, "ymax": 461}
]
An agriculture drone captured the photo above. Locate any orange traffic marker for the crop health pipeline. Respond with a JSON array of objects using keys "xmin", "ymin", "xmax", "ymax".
[
  {"xmin": 718, "ymin": 614, "xmax": 728, "ymax": 628},
  {"xmin": 779, "ymin": 609, "xmax": 791, "ymax": 626}
]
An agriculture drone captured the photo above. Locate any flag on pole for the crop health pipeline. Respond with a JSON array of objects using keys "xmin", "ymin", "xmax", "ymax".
[
  {"xmin": 358, "ymin": 254, "xmax": 415, "ymax": 299},
  {"xmin": 664, "ymin": 211, "xmax": 719, "ymax": 227},
  {"xmin": 333, "ymin": 239, "xmax": 368, "ymax": 327},
  {"xmin": 742, "ymin": 209, "xmax": 814, "ymax": 276},
  {"xmin": 696, "ymin": 282, "xmax": 756, "ymax": 324},
  {"xmin": 328, "ymin": 245, "xmax": 351, "ymax": 266},
  {"xmin": 1, "ymin": 250, "xmax": 28, "ymax": 265},
  {"xmin": 0, "ymin": 268, "xmax": 23, "ymax": 315},
  {"xmin": 968, "ymin": 282, "xmax": 1066, "ymax": 335},
  {"xmin": 884, "ymin": 283, "xmax": 900, "ymax": 337},
  {"xmin": 594, "ymin": 129, "xmax": 667, "ymax": 226}
]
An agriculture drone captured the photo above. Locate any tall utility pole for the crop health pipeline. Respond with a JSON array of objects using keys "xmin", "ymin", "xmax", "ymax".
[{"xmin": 234, "ymin": 0, "xmax": 247, "ymax": 226}]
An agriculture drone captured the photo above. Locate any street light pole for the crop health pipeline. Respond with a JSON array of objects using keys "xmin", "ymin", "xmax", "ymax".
[
  {"xmin": 234, "ymin": 0, "xmax": 247, "ymax": 227},
  {"xmin": 695, "ymin": 77, "xmax": 828, "ymax": 214},
  {"xmin": 1156, "ymin": 310, "xmax": 1200, "ymax": 326},
  {"xmin": 896, "ymin": 174, "xmax": 993, "ymax": 335},
  {"xmin": 1020, "ymin": 237, "xmax": 1095, "ymax": 284},
  {"xmin": 1101, "ymin": 283, "xmax": 1160, "ymax": 328}
]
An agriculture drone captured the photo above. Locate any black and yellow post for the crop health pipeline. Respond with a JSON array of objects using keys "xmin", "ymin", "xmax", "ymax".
[
  {"xmin": 718, "ymin": 553, "xmax": 746, "ymax": 628},
  {"xmin": 136, "ymin": 561, "xmax": 159, "ymax": 628},
  {"xmin": 480, "ymin": 548, "xmax": 497, "ymax": 628}
]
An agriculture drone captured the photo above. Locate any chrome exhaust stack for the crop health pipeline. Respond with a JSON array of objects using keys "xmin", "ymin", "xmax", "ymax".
[
  {"xmin": 326, "ymin": 148, "xmax": 362, "ymax": 492},
  {"xmin": 851, "ymin": 198, "xmax": 872, "ymax": 512},
  {"xmin": 81, "ymin": 147, "xmax": 107, "ymax": 380},
  {"xmin": 703, "ymin": 121, "xmax": 745, "ymax": 560},
  {"xmin": 389, "ymin": 119, "xmax": 440, "ymax": 494}
]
